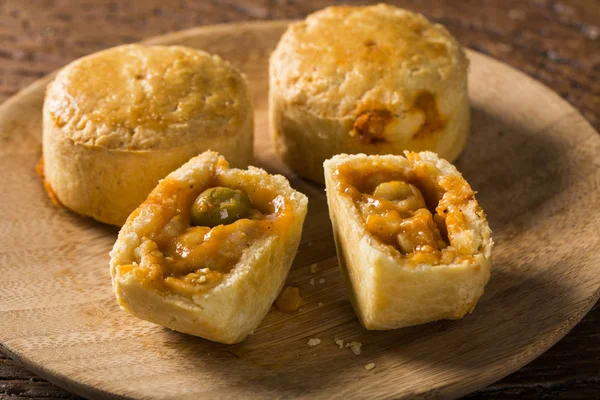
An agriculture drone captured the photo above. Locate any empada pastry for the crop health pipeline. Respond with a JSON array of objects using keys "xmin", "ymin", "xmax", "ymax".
[
  {"xmin": 43, "ymin": 44, "xmax": 253, "ymax": 226},
  {"xmin": 110, "ymin": 151, "xmax": 308, "ymax": 343},
  {"xmin": 324, "ymin": 152, "xmax": 492, "ymax": 330},
  {"xmin": 270, "ymin": 4, "xmax": 469, "ymax": 184}
]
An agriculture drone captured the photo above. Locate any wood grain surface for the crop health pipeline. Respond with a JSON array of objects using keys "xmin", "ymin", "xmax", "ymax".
[{"xmin": 0, "ymin": 1, "xmax": 598, "ymax": 399}]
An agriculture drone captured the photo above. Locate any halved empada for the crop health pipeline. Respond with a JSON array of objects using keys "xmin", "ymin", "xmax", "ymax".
[
  {"xmin": 324, "ymin": 152, "xmax": 492, "ymax": 330},
  {"xmin": 110, "ymin": 151, "xmax": 308, "ymax": 343}
]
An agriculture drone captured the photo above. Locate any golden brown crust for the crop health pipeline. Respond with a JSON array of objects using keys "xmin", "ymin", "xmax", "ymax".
[
  {"xmin": 270, "ymin": 4, "xmax": 470, "ymax": 184},
  {"xmin": 43, "ymin": 44, "xmax": 254, "ymax": 226},
  {"xmin": 46, "ymin": 45, "xmax": 251, "ymax": 150},
  {"xmin": 271, "ymin": 5, "xmax": 467, "ymax": 118}
]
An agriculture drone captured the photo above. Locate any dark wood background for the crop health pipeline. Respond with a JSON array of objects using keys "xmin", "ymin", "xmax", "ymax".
[{"xmin": 0, "ymin": 0, "xmax": 598, "ymax": 398}]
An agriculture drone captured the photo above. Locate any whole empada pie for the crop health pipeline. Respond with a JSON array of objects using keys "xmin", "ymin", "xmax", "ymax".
[
  {"xmin": 270, "ymin": 4, "xmax": 470, "ymax": 183},
  {"xmin": 43, "ymin": 44, "xmax": 253, "ymax": 226},
  {"xmin": 324, "ymin": 152, "xmax": 492, "ymax": 330},
  {"xmin": 110, "ymin": 151, "xmax": 308, "ymax": 344}
]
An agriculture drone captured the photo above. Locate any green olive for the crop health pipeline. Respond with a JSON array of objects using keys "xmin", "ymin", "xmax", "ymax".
[{"xmin": 190, "ymin": 187, "xmax": 252, "ymax": 227}]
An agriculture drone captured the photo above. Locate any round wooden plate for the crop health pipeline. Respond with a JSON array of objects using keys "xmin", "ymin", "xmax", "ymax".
[{"xmin": 1, "ymin": 21, "xmax": 599, "ymax": 400}]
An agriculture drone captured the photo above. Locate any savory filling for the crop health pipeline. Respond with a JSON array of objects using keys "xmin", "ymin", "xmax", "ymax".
[
  {"xmin": 336, "ymin": 164, "xmax": 460, "ymax": 265},
  {"xmin": 127, "ymin": 178, "xmax": 292, "ymax": 296},
  {"xmin": 349, "ymin": 92, "xmax": 445, "ymax": 144}
]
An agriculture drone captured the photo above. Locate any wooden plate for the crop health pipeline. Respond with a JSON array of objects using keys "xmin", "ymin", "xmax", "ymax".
[{"xmin": 1, "ymin": 21, "xmax": 599, "ymax": 400}]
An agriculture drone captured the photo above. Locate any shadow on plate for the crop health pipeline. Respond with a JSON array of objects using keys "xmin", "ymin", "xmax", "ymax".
[{"xmin": 457, "ymin": 105, "xmax": 575, "ymax": 233}]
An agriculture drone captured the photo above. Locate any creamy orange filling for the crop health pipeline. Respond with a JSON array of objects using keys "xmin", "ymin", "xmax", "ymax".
[
  {"xmin": 352, "ymin": 109, "xmax": 393, "ymax": 144},
  {"xmin": 125, "ymin": 172, "xmax": 294, "ymax": 296},
  {"xmin": 349, "ymin": 92, "xmax": 446, "ymax": 144},
  {"xmin": 35, "ymin": 157, "xmax": 62, "ymax": 207},
  {"xmin": 336, "ymin": 164, "xmax": 462, "ymax": 265}
]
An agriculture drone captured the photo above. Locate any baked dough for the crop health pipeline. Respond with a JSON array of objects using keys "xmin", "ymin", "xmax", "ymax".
[
  {"xmin": 324, "ymin": 152, "xmax": 492, "ymax": 330},
  {"xmin": 110, "ymin": 151, "xmax": 308, "ymax": 344},
  {"xmin": 43, "ymin": 44, "xmax": 254, "ymax": 226},
  {"xmin": 270, "ymin": 4, "xmax": 470, "ymax": 183}
]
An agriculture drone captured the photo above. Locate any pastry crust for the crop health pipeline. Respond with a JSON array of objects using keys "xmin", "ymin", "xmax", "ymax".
[
  {"xmin": 324, "ymin": 152, "xmax": 492, "ymax": 330},
  {"xmin": 43, "ymin": 44, "xmax": 254, "ymax": 226},
  {"xmin": 110, "ymin": 151, "xmax": 307, "ymax": 343},
  {"xmin": 270, "ymin": 4, "xmax": 469, "ymax": 183}
]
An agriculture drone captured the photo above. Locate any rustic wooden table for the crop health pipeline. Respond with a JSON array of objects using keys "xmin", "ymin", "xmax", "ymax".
[{"xmin": 0, "ymin": 1, "xmax": 598, "ymax": 399}]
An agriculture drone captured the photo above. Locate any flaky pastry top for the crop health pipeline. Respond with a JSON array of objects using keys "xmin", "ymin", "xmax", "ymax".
[
  {"xmin": 270, "ymin": 4, "xmax": 468, "ymax": 118},
  {"xmin": 45, "ymin": 45, "xmax": 250, "ymax": 150}
]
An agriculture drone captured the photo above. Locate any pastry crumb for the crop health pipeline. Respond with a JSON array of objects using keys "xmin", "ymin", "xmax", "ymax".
[
  {"xmin": 309, "ymin": 263, "xmax": 319, "ymax": 273},
  {"xmin": 319, "ymin": 278, "xmax": 325, "ymax": 284},
  {"xmin": 334, "ymin": 337, "xmax": 344, "ymax": 349},
  {"xmin": 309, "ymin": 278, "xmax": 315, "ymax": 286},
  {"xmin": 276, "ymin": 286, "xmax": 303, "ymax": 313},
  {"xmin": 364, "ymin": 362, "xmax": 376, "ymax": 371},
  {"xmin": 307, "ymin": 338, "xmax": 321, "ymax": 347},
  {"xmin": 317, "ymin": 302, "xmax": 324, "ymax": 307},
  {"xmin": 346, "ymin": 341, "xmax": 362, "ymax": 355}
]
